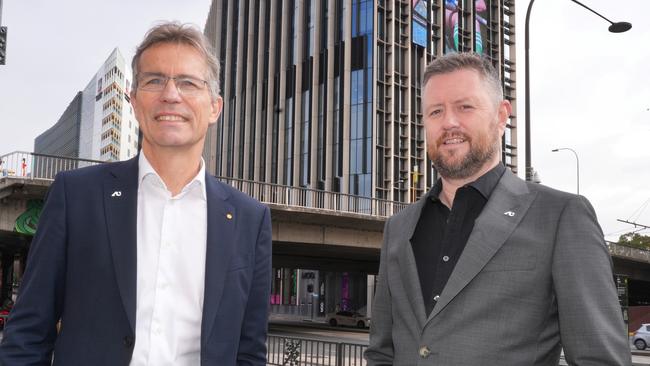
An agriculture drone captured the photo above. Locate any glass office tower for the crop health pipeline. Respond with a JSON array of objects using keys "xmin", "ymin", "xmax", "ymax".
[{"xmin": 203, "ymin": 0, "xmax": 517, "ymax": 203}]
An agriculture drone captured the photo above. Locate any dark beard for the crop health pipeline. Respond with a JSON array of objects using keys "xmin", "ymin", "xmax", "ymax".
[{"xmin": 432, "ymin": 134, "xmax": 499, "ymax": 180}]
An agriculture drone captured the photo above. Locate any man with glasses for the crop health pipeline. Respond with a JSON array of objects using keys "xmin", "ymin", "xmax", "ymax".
[{"xmin": 0, "ymin": 22, "xmax": 272, "ymax": 366}]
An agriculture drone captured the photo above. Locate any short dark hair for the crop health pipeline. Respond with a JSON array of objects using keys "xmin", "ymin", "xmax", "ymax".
[
  {"xmin": 131, "ymin": 21, "xmax": 221, "ymax": 99},
  {"xmin": 422, "ymin": 52, "xmax": 503, "ymax": 104}
]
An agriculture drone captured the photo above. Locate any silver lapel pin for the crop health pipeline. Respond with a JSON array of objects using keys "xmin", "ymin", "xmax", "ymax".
[
  {"xmin": 111, "ymin": 191, "xmax": 122, "ymax": 197},
  {"xmin": 504, "ymin": 211, "xmax": 515, "ymax": 217}
]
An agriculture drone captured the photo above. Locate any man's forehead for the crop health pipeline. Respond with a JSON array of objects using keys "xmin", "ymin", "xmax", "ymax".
[{"xmin": 138, "ymin": 43, "xmax": 207, "ymax": 73}]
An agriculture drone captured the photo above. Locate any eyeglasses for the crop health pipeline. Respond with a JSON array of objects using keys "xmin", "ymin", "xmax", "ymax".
[{"xmin": 137, "ymin": 73, "xmax": 209, "ymax": 95}]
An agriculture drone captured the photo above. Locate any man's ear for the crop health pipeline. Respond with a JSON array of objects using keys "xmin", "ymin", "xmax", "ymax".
[
  {"xmin": 497, "ymin": 99, "xmax": 512, "ymax": 136},
  {"xmin": 209, "ymin": 96, "xmax": 224, "ymax": 125}
]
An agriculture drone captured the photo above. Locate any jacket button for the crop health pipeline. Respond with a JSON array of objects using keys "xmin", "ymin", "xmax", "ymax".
[
  {"xmin": 419, "ymin": 345, "xmax": 431, "ymax": 358},
  {"xmin": 123, "ymin": 336, "xmax": 134, "ymax": 348}
]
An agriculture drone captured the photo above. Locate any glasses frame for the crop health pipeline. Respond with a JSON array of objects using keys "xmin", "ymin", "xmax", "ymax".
[{"xmin": 136, "ymin": 73, "xmax": 210, "ymax": 95}]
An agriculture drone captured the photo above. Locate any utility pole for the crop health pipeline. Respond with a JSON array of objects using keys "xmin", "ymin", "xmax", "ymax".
[
  {"xmin": 0, "ymin": 0, "xmax": 6, "ymax": 66},
  {"xmin": 616, "ymin": 219, "xmax": 650, "ymax": 231}
]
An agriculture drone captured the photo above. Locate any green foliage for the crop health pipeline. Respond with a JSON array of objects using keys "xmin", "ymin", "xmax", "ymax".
[{"xmin": 617, "ymin": 232, "xmax": 650, "ymax": 250}]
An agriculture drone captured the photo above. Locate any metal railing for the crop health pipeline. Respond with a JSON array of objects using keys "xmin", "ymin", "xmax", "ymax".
[
  {"xmin": 0, "ymin": 151, "xmax": 408, "ymax": 218},
  {"xmin": 218, "ymin": 177, "xmax": 409, "ymax": 218},
  {"xmin": 0, "ymin": 151, "xmax": 103, "ymax": 181},
  {"xmin": 267, "ymin": 335, "xmax": 366, "ymax": 366}
]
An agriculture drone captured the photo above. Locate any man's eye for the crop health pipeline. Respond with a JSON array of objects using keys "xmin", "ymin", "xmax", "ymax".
[
  {"xmin": 144, "ymin": 77, "xmax": 164, "ymax": 86},
  {"xmin": 430, "ymin": 109, "xmax": 442, "ymax": 116},
  {"xmin": 177, "ymin": 78, "xmax": 201, "ymax": 90},
  {"xmin": 460, "ymin": 105, "xmax": 474, "ymax": 110}
]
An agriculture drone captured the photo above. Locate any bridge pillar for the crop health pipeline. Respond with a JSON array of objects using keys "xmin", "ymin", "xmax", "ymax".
[{"xmin": 1, "ymin": 251, "xmax": 13, "ymax": 305}]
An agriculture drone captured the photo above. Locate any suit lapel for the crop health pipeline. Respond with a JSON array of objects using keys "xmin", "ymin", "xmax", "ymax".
[
  {"xmin": 427, "ymin": 170, "xmax": 537, "ymax": 323},
  {"xmin": 201, "ymin": 176, "xmax": 236, "ymax": 343},
  {"xmin": 103, "ymin": 157, "xmax": 139, "ymax": 332},
  {"xmin": 397, "ymin": 198, "xmax": 428, "ymax": 327}
]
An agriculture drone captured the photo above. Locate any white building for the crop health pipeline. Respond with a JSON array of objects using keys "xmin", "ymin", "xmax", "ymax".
[{"xmin": 36, "ymin": 48, "xmax": 139, "ymax": 162}]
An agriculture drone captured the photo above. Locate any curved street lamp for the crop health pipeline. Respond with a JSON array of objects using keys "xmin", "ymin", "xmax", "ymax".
[
  {"xmin": 552, "ymin": 147, "xmax": 580, "ymax": 195},
  {"xmin": 524, "ymin": 0, "xmax": 631, "ymax": 181}
]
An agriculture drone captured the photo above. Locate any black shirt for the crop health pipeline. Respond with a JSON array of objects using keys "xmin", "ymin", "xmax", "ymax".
[{"xmin": 411, "ymin": 164, "xmax": 506, "ymax": 316}]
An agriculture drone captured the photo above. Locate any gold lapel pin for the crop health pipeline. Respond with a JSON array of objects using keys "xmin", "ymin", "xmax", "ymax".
[{"xmin": 226, "ymin": 213, "xmax": 233, "ymax": 220}]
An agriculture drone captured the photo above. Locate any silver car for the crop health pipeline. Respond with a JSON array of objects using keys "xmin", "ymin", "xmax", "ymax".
[
  {"xmin": 325, "ymin": 311, "xmax": 370, "ymax": 328},
  {"xmin": 632, "ymin": 323, "xmax": 650, "ymax": 350}
]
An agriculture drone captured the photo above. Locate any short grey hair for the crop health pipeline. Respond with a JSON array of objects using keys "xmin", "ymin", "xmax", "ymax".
[
  {"xmin": 131, "ymin": 21, "xmax": 221, "ymax": 99},
  {"xmin": 422, "ymin": 52, "xmax": 503, "ymax": 104}
]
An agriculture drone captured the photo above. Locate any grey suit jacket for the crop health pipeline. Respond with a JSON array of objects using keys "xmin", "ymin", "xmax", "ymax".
[{"xmin": 365, "ymin": 170, "xmax": 630, "ymax": 366}]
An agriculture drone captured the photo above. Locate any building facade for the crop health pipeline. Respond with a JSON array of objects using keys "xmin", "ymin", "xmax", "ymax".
[
  {"xmin": 203, "ymin": 0, "xmax": 517, "ymax": 317},
  {"xmin": 35, "ymin": 48, "xmax": 139, "ymax": 162},
  {"xmin": 34, "ymin": 92, "xmax": 83, "ymax": 157},
  {"xmin": 203, "ymin": 0, "xmax": 516, "ymax": 200}
]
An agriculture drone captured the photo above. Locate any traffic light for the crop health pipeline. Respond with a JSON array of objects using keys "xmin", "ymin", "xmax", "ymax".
[{"xmin": 0, "ymin": 27, "xmax": 7, "ymax": 65}]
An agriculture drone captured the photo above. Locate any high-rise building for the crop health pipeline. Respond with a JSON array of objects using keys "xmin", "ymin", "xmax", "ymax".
[
  {"xmin": 203, "ymin": 0, "xmax": 517, "ymax": 203},
  {"xmin": 34, "ymin": 92, "xmax": 83, "ymax": 157},
  {"xmin": 35, "ymin": 48, "xmax": 139, "ymax": 162},
  {"xmin": 203, "ymin": 0, "xmax": 517, "ymax": 317}
]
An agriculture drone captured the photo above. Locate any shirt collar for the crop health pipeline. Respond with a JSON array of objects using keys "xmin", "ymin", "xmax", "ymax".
[
  {"xmin": 429, "ymin": 163, "xmax": 506, "ymax": 202},
  {"xmin": 138, "ymin": 151, "xmax": 207, "ymax": 201}
]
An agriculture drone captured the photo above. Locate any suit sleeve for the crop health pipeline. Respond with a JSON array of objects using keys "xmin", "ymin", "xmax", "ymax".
[
  {"xmin": 364, "ymin": 220, "xmax": 394, "ymax": 365},
  {"xmin": 0, "ymin": 173, "xmax": 67, "ymax": 365},
  {"xmin": 552, "ymin": 195, "xmax": 631, "ymax": 366},
  {"xmin": 237, "ymin": 205, "xmax": 272, "ymax": 366}
]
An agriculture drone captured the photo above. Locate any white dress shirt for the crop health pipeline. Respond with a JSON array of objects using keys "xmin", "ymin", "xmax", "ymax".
[{"xmin": 130, "ymin": 153, "xmax": 207, "ymax": 366}]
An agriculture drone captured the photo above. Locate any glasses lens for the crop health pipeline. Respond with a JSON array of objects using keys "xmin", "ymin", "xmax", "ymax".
[
  {"xmin": 176, "ymin": 77, "xmax": 205, "ymax": 94},
  {"xmin": 139, "ymin": 76, "xmax": 167, "ymax": 91}
]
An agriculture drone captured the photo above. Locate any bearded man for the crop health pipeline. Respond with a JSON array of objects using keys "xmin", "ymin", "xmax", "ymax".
[{"xmin": 364, "ymin": 52, "xmax": 630, "ymax": 366}]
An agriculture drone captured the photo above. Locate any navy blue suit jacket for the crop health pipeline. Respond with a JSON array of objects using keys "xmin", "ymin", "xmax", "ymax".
[{"xmin": 0, "ymin": 157, "xmax": 272, "ymax": 365}]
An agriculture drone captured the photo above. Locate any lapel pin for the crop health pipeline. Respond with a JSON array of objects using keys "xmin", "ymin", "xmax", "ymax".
[
  {"xmin": 226, "ymin": 213, "xmax": 233, "ymax": 220},
  {"xmin": 111, "ymin": 191, "xmax": 122, "ymax": 197},
  {"xmin": 504, "ymin": 211, "xmax": 515, "ymax": 217}
]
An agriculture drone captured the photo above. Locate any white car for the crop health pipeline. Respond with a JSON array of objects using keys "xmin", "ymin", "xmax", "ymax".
[
  {"xmin": 326, "ymin": 311, "xmax": 370, "ymax": 328},
  {"xmin": 632, "ymin": 323, "xmax": 650, "ymax": 350}
]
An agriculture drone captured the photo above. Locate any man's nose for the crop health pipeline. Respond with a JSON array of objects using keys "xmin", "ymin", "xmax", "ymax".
[
  {"xmin": 159, "ymin": 78, "xmax": 183, "ymax": 102},
  {"xmin": 441, "ymin": 111, "xmax": 460, "ymax": 129}
]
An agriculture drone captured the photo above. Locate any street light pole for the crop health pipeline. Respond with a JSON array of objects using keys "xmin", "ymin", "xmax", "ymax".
[
  {"xmin": 552, "ymin": 148, "xmax": 580, "ymax": 195},
  {"xmin": 524, "ymin": 0, "xmax": 631, "ymax": 181}
]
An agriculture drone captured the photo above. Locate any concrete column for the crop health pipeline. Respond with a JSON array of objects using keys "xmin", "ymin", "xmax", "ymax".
[
  {"xmin": 366, "ymin": 274, "xmax": 375, "ymax": 318},
  {"xmin": 1, "ymin": 251, "xmax": 13, "ymax": 305}
]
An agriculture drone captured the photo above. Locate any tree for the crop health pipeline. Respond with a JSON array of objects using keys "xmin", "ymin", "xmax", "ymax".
[{"xmin": 617, "ymin": 232, "xmax": 650, "ymax": 250}]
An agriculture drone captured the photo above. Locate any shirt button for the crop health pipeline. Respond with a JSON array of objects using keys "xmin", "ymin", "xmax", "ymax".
[
  {"xmin": 433, "ymin": 295, "xmax": 440, "ymax": 301},
  {"xmin": 419, "ymin": 345, "xmax": 431, "ymax": 358}
]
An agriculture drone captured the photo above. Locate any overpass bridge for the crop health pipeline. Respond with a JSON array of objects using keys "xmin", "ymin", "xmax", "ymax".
[{"xmin": 1, "ymin": 151, "xmax": 649, "ymax": 317}]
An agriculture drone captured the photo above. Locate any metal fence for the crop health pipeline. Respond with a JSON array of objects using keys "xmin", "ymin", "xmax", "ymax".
[
  {"xmin": 218, "ymin": 177, "xmax": 409, "ymax": 218},
  {"xmin": 0, "ymin": 151, "xmax": 103, "ymax": 180},
  {"xmin": 267, "ymin": 335, "xmax": 366, "ymax": 366},
  {"xmin": 0, "ymin": 151, "xmax": 408, "ymax": 218}
]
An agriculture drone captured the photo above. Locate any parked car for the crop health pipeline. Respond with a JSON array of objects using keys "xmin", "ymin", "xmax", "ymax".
[
  {"xmin": 632, "ymin": 323, "xmax": 650, "ymax": 350},
  {"xmin": 326, "ymin": 311, "xmax": 370, "ymax": 328}
]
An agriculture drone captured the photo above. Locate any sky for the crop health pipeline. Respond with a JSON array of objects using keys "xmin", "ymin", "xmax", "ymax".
[{"xmin": 0, "ymin": 0, "xmax": 648, "ymax": 240}]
